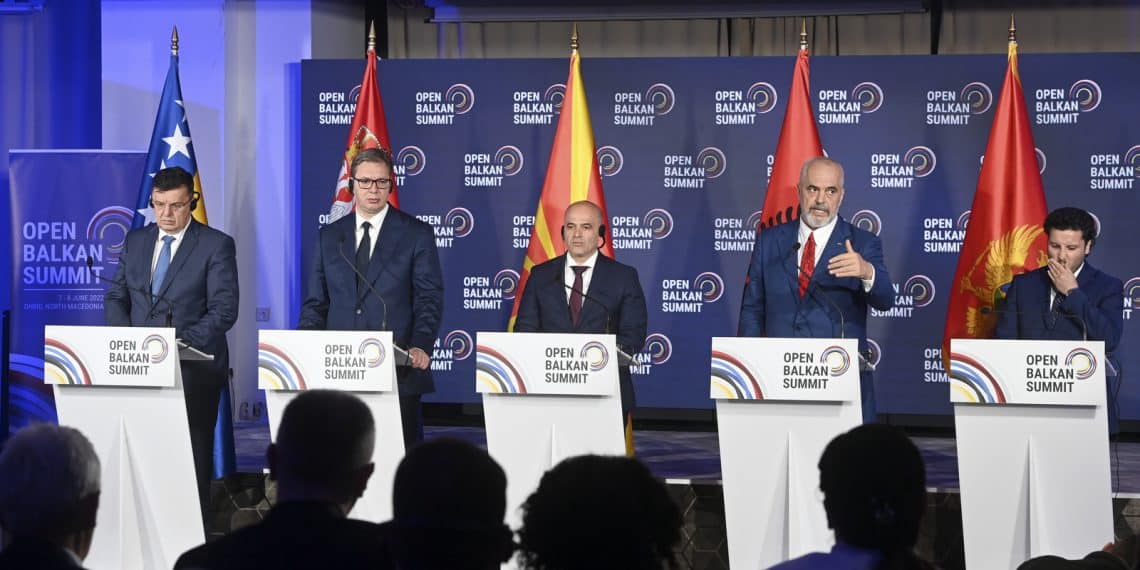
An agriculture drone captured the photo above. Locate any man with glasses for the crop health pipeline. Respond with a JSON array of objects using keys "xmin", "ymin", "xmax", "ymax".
[
  {"xmin": 105, "ymin": 166, "xmax": 239, "ymax": 518},
  {"xmin": 299, "ymin": 148, "xmax": 444, "ymax": 447}
]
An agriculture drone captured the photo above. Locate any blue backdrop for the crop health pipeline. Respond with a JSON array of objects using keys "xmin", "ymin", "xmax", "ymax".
[{"xmin": 295, "ymin": 54, "xmax": 1140, "ymax": 417}]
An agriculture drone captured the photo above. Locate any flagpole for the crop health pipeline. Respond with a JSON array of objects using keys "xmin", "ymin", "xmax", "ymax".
[
  {"xmin": 1008, "ymin": 13, "xmax": 1016, "ymax": 45},
  {"xmin": 171, "ymin": 25, "xmax": 179, "ymax": 56},
  {"xmin": 368, "ymin": 20, "xmax": 376, "ymax": 54},
  {"xmin": 799, "ymin": 18, "xmax": 807, "ymax": 51}
]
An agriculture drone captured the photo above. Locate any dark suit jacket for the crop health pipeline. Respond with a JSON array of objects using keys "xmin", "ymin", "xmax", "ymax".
[
  {"xmin": 514, "ymin": 253, "xmax": 648, "ymax": 411},
  {"xmin": 173, "ymin": 501, "xmax": 391, "ymax": 570},
  {"xmin": 298, "ymin": 209, "xmax": 444, "ymax": 396},
  {"xmin": 0, "ymin": 538, "xmax": 88, "ymax": 570},
  {"xmin": 995, "ymin": 263, "xmax": 1124, "ymax": 429},
  {"xmin": 738, "ymin": 218, "xmax": 893, "ymax": 420},
  {"xmin": 104, "ymin": 220, "xmax": 239, "ymax": 379}
]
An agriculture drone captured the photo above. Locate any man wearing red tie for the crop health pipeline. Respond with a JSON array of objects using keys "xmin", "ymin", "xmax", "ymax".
[
  {"xmin": 514, "ymin": 201, "xmax": 648, "ymax": 415},
  {"xmin": 739, "ymin": 157, "xmax": 894, "ymax": 422}
]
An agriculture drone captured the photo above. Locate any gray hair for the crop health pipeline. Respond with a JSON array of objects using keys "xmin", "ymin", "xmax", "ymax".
[
  {"xmin": 0, "ymin": 424, "xmax": 100, "ymax": 535},
  {"xmin": 798, "ymin": 156, "xmax": 845, "ymax": 189}
]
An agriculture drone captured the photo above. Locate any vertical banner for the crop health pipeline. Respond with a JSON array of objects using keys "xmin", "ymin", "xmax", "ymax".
[{"xmin": 7, "ymin": 151, "xmax": 145, "ymax": 432}]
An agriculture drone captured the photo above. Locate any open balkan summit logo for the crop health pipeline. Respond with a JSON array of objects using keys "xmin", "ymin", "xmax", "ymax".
[
  {"xmin": 45, "ymin": 333, "xmax": 169, "ymax": 384},
  {"xmin": 22, "ymin": 205, "xmax": 134, "ymax": 293},
  {"xmin": 710, "ymin": 345, "xmax": 850, "ymax": 399},
  {"xmin": 475, "ymin": 340, "xmax": 609, "ymax": 393}
]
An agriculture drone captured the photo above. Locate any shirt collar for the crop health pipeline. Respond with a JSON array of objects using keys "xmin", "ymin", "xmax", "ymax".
[
  {"xmin": 798, "ymin": 215, "xmax": 838, "ymax": 244},
  {"xmin": 355, "ymin": 207, "xmax": 388, "ymax": 231},
  {"xmin": 567, "ymin": 250, "xmax": 600, "ymax": 271},
  {"xmin": 159, "ymin": 220, "xmax": 191, "ymax": 242}
]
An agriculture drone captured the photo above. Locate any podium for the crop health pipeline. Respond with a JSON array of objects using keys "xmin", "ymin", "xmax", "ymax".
[
  {"xmin": 44, "ymin": 325, "xmax": 205, "ymax": 570},
  {"xmin": 258, "ymin": 330, "xmax": 404, "ymax": 523},
  {"xmin": 950, "ymin": 339, "xmax": 1112, "ymax": 569},
  {"xmin": 711, "ymin": 337, "xmax": 863, "ymax": 568},
  {"xmin": 477, "ymin": 331, "xmax": 626, "ymax": 527}
]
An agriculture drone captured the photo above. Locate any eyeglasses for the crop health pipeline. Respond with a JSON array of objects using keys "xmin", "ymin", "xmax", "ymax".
[
  {"xmin": 353, "ymin": 177, "xmax": 393, "ymax": 190},
  {"xmin": 151, "ymin": 200, "xmax": 191, "ymax": 212}
]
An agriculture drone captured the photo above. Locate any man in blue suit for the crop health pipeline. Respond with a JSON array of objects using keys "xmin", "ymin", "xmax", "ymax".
[
  {"xmin": 104, "ymin": 166, "xmax": 239, "ymax": 515},
  {"xmin": 514, "ymin": 201, "xmax": 647, "ymax": 414},
  {"xmin": 299, "ymin": 148, "xmax": 444, "ymax": 448},
  {"xmin": 995, "ymin": 207, "xmax": 1124, "ymax": 432},
  {"xmin": 739, "ymin": 157, "xmax": 894, "ymax": 422}
]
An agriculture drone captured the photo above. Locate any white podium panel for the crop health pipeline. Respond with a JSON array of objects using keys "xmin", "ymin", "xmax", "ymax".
[
  {"xmin": 951, "ymin": 339, "xmax": 1111, "ymax": 570},
  {"xmin": 258, "ymin": 330, "xmax": 404, "ymax": 523},
  {"xmin": 45, "ymin": 325, "xmax": 203, "ymax": 570},
  {"xmin": 477, "ymin": 331, "xmax": 625, "ymax": 527},
  {"xmin": 711, "ymin": 337, "xmax": 862, "ymax": 569}
]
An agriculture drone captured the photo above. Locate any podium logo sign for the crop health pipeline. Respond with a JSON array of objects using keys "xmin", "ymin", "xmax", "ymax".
[
  {"xmin": 258, "ymin": 335, "xmax": 390, "ymax": 391},
  {"xmin": 949, "ymin": 342, "xmax": 1101, "ymax": 406},
  {"xmin": 475, "ymin": 333, "xmax": 619, "ymax": 396},
  {"xmin": 43, "ymin": 327, "xmax": 176, "ymax": 387},
  {"xmin": 710, "ymin": 338, "xmax": 859, "ymax": 401}
]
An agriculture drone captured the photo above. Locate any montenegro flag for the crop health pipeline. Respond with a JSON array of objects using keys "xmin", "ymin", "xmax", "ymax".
[{"xmin": 942, "ymin": 37, "xmax": 1049, "ymax": 366}]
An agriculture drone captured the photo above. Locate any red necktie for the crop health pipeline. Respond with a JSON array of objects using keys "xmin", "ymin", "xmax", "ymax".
[
  {"xmin": 799, "ymin": 233, "xmax": 816, "ymax": 298},
  {"xmin": 570, "ymin": 266, "xmax": 587, "ymax": 325}
]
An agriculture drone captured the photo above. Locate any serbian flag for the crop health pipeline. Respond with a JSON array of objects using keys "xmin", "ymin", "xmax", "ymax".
[
  {"xmin": 942, "ymin": 37, "xmax": 1048, "ymax": 366},
  {"xmin": 327, "ymin": 43, "xmax": 397, "ymax": 223},
  {"xmin": 508, "ymin": 46, "xmax": 613, "ymax": 331},
  {"xmin": 756, "ymin": 47, "xmax": 823, "ymax": 231},
  {"xmin": 132, "ymin": 36, "xmax": 236, "ymax": 478}
]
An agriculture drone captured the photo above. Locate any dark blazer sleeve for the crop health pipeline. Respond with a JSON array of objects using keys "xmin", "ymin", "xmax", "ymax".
[
  {"xmin": 994, "ymin": 275, "xmax": 1022, "ymax": 339},
  {"xmin": 513, "ymin": 266, "xmax": 542, "ymax": 333},
  {"xmin": 180, "ymin": 233, "xmax": 239, "ymax": 349},
  {"xmin": 738, "ymin": 230, "xmax": 767, "ymax": 337},
  {"xmin": 409, "ymin": 221, "xmax": 444, "ymax": 352},
  {"xmin": 1060, "ymin": 272, "xmax": 1124, "ymax": 353},
  {"xmin": 298, "ymin": 232, "xmax": 330, "ymax": 330},
  {"xmin": 860, "ymin": 234, "xmax": 894, "ymax": 311},
  {"xmin": 104, "ymin": 234, "xmax": 135, "ymax": 327},
  {"xmin": 616, "ymin": 265, "xmax": 648, "ymax": 354}
]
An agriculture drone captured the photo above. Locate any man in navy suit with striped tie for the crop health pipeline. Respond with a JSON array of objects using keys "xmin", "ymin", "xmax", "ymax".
[
  {"xmin": 514, "ymin": 201, "xmax": 647, "ymax": 415},
  {"xmin": 739, "ymin": 157, "xmax": 894, "ymax": 423}
]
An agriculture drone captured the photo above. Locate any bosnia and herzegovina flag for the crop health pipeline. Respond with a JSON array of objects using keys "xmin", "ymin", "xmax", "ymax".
[{"xmin": 133, "ymin": 35, "xmax": 236, "ymax": 478}]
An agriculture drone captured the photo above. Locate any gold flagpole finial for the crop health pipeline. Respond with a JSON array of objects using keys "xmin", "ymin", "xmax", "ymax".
[
  {"xmin": 171, "ymin": 26, "xmax": 179, "ymax": 56},
  {"xmin": 799, "ymin": 18, "xmax": 808, "ymax": 51},
  {"xmin": 1008, "ymin": 14, "xmax": 1017, "ymax": 44},
  {"xmin": 368, "ymin": 20, "xmax": 376, "ymax": 53},
  {"xmin": 571, "ymin": 23, "xmax": 579, "ymax": 52}
]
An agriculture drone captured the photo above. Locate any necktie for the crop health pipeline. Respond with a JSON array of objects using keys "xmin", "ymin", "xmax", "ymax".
[
  {"xmin": 1047, "ymin": 290, "xmax": 1063, "ymax": 328},
  {"xmin": 798, "ymin": 233, "xmax": 816, "ymax": 298},
  {"xmin": 570, "ymin": 265, "xmax": 588, "ymax": 325},
  {"xmin": 152, "ymin": 235, "xmax": 174, "ymax": 300},
  {"xmin": 356, "ymin": 221, "xmax": 372, "ymax": 289}
]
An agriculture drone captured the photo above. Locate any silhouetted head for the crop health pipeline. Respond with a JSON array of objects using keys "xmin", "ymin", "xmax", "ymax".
[{"xmin": 518, "ymin": 455, "xmax": 682, "ymax": 570}]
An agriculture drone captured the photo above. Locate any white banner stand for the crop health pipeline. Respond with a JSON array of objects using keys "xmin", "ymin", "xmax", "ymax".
[
  {"xmin": 45, "ymin": 325, "xmax": 204, "ymax": 570},
  {"xmin": 711, "ymin": 337, "xmax": 863, "ymax": 568},
  {"xmin": 258, "ymin": 330, "xmax": 404, "ymax": 523},
  {"xmin": 951, "ymin": 338, "xmax": 1112, "ymax": 569},
  {"xmin": 476, "ymin": 331, "xmax": 626, "ymax": 528}
]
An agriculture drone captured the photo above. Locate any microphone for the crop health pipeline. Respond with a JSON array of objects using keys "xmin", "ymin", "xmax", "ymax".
[
  {"xmin": 337, "ymin": 234, "xmax": 411, "ymax": 367},
  {"xmin": 804, "ymin": 280, "xmax": 848, "ymax": 340},
  {"xmin": 981, "ymin": 304, "xmax": 1088, "ymax": 341},
  {"xmin": 88, "ymin": 255, "xmax": 174, "ymax": 328},
  {"xmin": 555, "ymin": 273, "xmax": 636, "ymax": 367}
]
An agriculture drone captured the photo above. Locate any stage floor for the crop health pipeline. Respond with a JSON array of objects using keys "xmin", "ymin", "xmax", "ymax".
[{"xmin": 234, "ymin": 421, "xmax": 1140, "ymax": 495}]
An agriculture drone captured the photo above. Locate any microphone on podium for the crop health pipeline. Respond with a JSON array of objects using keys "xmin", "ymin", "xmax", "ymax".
[
  {"xmin": 337, "ymin": 234, "xmax": 412, "ymax": 367},
  {"xmin": 87, "ymin": 255, "xmax": 175, "ymax": 328},
  {"xmin": 554, "ymin": 274, "xmax": 636, "ymax": 367}
]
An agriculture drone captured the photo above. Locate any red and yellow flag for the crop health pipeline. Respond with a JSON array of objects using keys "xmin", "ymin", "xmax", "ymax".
[
  {"xmin": 942, "ymin": 38, "xmax": 1048, "ymax": 364},
  {"xmin": 508, "ymin": 47, "xmax": 613, "ymax": 331},
  {"xmin": 327, "ymin": 43, "xmax": 398, "ymax": 223},
  {"xmin": 757, "ymin": 47, "xmax": 823, "ymax": 231}
]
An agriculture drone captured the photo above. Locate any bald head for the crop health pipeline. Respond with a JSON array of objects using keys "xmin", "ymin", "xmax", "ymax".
[{"xmin": 562, "ymin": 201, "xmax": 605, "ymax": 263}]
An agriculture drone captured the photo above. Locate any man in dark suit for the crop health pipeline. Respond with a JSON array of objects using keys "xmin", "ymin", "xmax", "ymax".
[
  {"xmin": 0, "ymin": 424, "xmax": 101, "ymax": 570},
  {"xmin": 104, "ymin": 166, "xmax": 239, "ymax": 516},
  {"xmin": 174, "ymin": 390, "xmax": 389, "ymax": 570},
  {"xmin": 996, "ymin": 207, "xmax": 1124, "ymax": 431},
  {"xmin": 299, "ymin": 148, "xmax": 444, "ymax": 447},
  {"xmin": 514, "ymin": 200, "xmax": 648, "ymax": 414},
  {"xmin": 739, "ymin": 157, "xmax": 894, "ymax": 422}
]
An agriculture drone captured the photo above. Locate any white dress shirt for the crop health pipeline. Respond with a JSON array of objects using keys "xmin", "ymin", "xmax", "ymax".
[
  {"xmin": 563, "ymin": 250, "xmax": 600, "ymax": 304},
  {"xmin": 797, "ymin": 218, "xmax": 875, "ymax": 292},
  {"xmin": 354, "ymin": 207, "xmax": 389, "ymax": 259}
]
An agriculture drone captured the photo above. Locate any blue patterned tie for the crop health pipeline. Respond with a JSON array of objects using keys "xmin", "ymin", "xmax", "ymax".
[{"xmin": 152, "ymin": 235, "xmax": 174, "ymax": 299}]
